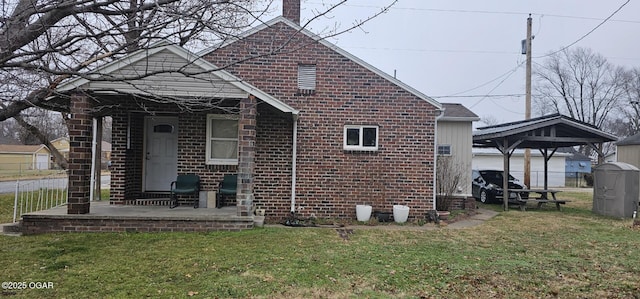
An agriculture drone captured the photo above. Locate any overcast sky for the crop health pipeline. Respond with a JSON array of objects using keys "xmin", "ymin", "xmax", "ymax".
[{"xmin": 266, "ymin": 0, "xmax": 640, "ymax": 125}]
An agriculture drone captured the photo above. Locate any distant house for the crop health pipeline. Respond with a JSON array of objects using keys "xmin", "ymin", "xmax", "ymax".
[
  {"xmin": 558, "ymin": 147, "xmax": 592, "ymax": 187},
  {"xmin": 0, "ymin": 144, "xmax": 51, "ymax": 170},
  {"xmin": 616, "ymin": 132, "xmax": 640, "ymax": 169},
  {"xmin": 472, "ymin": 148, "xmax": 570, "ymax": 187},
  {"xmin": 51, "ymin": 137, "xmax": 111, "ymax": 167},
  {"xmin": 50, "ymin": 137, "xmax": 70, "ymax": 162},
  {"xmin": 436, "ymin": 103, "xmax": 479, "ymax": 196}
]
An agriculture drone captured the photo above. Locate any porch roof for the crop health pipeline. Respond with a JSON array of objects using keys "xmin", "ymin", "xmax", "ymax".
[{"xmin": 56, "ymin": 41, "xmax": 299, "ymax": 115}]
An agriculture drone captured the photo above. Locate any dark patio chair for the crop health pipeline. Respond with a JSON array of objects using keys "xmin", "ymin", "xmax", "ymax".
[
  {"xmin": 170, "ymin": 174, "xmax": 200, "ymax": 209},
  {"xmin": 216, "ymin": 174, "xmax": 237, "ymax": 208}
]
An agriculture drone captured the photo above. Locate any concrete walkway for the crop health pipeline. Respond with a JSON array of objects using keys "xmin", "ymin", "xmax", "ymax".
[{"xmin": 445, "ymin": 208, "xmax": 498, "ymax": 229}]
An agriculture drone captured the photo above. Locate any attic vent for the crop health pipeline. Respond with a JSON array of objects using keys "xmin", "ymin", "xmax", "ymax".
[{"xmin": 297, "ymin": 64, "xmax": 316, "ymax": 94}]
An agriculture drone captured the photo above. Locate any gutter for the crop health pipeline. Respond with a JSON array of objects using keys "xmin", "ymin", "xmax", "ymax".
[
  {"xmin": 433, "ymin": 109, "xmax": 446, "ymax": 209},
  {"xmin": 290, "ymin": 113, "xmax": 299, "ymax": 213}
]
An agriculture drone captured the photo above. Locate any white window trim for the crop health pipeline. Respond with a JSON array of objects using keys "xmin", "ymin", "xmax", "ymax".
[
  {"xmin": 437, "ymin": 144, "xmax": 452, "ymax": 156},
  {"xmin": 206, "ymin": 114, "xmax": 239, "ymax": 165},
  {"xmin": 343, "ymin": 125, "xmax": 379, "ymax": 151}
]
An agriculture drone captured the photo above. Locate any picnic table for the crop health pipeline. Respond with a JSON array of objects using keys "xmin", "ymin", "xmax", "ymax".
[{"xmin": 508, "ymin": 189, "xmax": 571, "ymax": 211}]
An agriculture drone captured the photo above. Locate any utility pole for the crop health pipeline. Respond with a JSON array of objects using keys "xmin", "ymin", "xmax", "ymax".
[{"xmin": 524, "ymin": 14, "xmax": 532, "ymax": 189}]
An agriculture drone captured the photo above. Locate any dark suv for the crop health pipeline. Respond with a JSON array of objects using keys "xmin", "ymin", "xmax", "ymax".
[{"xmin": 472, "ymin": 170, "xmax": 529, "ymax": 203}]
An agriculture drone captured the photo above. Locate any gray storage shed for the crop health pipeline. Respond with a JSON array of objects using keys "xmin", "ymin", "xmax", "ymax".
[{"xmin": 593, "ymin": 162, "xmax": 640, "ymax": 218}]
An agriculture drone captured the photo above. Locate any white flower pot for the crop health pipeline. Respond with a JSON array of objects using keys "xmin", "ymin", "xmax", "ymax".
[
  {"xmin": 253, "ymin": 215, "xmax": 265, "ymax": 227},
  {"xmin": 356, "ymin": 204, "xmax": 372, "ymax": 222},
  {"xmin": 393, "ymin": 205, "xmax": 410, "ymax": 223}
]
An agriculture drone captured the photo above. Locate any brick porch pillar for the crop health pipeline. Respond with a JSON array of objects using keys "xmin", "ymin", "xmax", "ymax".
[
  {"xmin": 67, "ymin": 93, "xmax": 93, "ymax": 214},
  {"xmin": 236, "ymin": 95, "xmax": 257, "ymax": 216}
]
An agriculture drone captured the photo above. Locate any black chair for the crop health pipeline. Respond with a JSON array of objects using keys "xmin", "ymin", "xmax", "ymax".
[
  {"xmin": 216, "ymin": 174, "xmax": 237, "ymax": 208},
  {"xmin": 170, "ymin": 174, "xmax": 200, "ymax": 209}
]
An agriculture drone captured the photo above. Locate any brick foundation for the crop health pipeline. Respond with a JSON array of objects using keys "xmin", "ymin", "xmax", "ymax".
[{"xmin": 21, "ymin": 215, "xmax": 253, "ymax": 235}]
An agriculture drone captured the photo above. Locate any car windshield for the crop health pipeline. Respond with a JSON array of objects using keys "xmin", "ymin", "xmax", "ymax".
[{"xmin": 479, "ymin": 171, "xmax": 516, "ymax": 184}]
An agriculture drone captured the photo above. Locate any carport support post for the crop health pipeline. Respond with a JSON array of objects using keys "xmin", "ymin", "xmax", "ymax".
[
  {"xmin": 236, "ymin": 95, "xmax": 257, "ymax": 216},
  {"xmin": 502, "ymin": 138, "xmax": 510, "ymax": 211},
  {"xmin": 67, "ymin": 93, "xmax": 93, "ymax": 214}
]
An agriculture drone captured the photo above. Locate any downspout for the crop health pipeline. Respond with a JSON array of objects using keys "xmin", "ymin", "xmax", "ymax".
[
  {"xmin": 290, "ymin": 113, "xmax": 299, "ymax": 213},
  {"xmin": 433, "ymin": 109, "xmax": 445, "ymax": 210},
  {"xmin": 89, "ymin": 118, "xmax": 97, "ymax": 202}
]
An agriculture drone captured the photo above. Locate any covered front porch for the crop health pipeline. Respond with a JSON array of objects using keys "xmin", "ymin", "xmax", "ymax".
[{"xmin": 36, "ymin": 41, "xmax": 299, "ymax": 234}]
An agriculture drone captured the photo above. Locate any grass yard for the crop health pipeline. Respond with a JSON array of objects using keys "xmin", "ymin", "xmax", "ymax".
[{"xmin": 1, "ymin": 189, "xmax": 639, "ymax": 298}]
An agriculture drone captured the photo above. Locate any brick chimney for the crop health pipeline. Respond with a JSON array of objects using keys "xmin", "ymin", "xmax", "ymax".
[{"xmin": 283, "ymin": 0, "xmax": 300, "ymax": 24}]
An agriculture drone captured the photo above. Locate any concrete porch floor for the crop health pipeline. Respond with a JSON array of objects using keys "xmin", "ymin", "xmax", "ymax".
[{"xmin": 20, "ymin": 201, "xmax": 255, "ymax": 234}]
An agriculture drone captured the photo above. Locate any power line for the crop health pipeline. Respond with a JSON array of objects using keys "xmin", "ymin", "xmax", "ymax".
[
  {"xmin": 534, "ymin": 0, "xmax": 631, "ymax": 59},
  {"xmin": 432, "ymin": 94, "xmax": 525, "ymax": 99},
  {"xmin": 448, "ymin": 61, "xmax": 525, "ymax": 96},
  {"xmin": 307, "ymin": 2, "xmax": 640, "ymax": 24}
]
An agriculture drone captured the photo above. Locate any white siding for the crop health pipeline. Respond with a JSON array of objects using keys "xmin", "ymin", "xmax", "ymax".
[
  {"xmin": 472, "ymin": 150, "xmax": 567, "ymax": 187},
  {"xmin": 617, "ymin": 145, "xmax": 640, "ymax": 169},
  {"xmin": 437, "ymin": 121, "xmax": 473, "ymax": 195},
  {"xmin": 87, "ymin": 49, "xmax": 247, "ymax": 98}
]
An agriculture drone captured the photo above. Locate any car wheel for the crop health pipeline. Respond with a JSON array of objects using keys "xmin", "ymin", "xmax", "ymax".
[{"xmin": 480, "ymin": 189, "xmax": 490, "ymax": 203}]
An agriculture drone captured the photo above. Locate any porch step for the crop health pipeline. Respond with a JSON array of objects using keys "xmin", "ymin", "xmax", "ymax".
[
  {"xmin": 134, "ymin": 198, "xmax": 172, "ymax": 206},
  {"xmin": 1, "ymin": 222, "xmax": 22, "ymax": 236}
]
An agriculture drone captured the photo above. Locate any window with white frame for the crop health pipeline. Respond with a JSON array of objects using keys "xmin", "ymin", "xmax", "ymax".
[
  {"xmin": 344, "ymin": 125, "xmax": 378, "ymax": 151},
  {"xmin": 437, "ymin": 145, "xmax": 452, "ymax": 156},
  {"xmin": 206, "ymin": 114, "xmax": 239, "ymax": 165}
]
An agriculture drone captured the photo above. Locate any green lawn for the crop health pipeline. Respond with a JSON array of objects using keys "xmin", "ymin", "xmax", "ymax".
[{"xmin": 1, "ymin": 189, "xmax": 639, "ymax": 298}]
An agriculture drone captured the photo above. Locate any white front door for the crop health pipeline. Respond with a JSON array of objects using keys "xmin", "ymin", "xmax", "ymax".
[{"xmin": 144, "ymin": 116, "xmax": 178, "ymax": 191}]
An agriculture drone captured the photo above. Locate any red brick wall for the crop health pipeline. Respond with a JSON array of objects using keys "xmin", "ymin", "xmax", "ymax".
[
  {"xmin": 108, "ymin": 100, "xmax": 239, "ymax": 204},
  {"xmin": 254, "ymin": 105, "xmax": 294, "ymax": 220},
  {"xmin": 21, "ymin": 215, "xmax": 253, "ymax": 234},
  {"xmin": 206, "ymin": 21, "xmax": 439, "ymax": 221}
]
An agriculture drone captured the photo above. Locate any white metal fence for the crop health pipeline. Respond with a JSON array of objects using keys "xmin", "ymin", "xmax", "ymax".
[{"xmin": 13, "ymin": 174, "xmax": 68, "ymax": 223}]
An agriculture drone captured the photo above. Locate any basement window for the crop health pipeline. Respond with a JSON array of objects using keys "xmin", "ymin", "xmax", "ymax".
[{"xmin": 344, "ymin": 125, "xmax": 378, "ymax": 151}]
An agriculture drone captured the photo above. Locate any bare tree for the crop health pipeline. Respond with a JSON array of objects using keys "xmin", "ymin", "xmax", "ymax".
[
  {"xmin": 0, "ymin": 0, "xmax": 398, "ymax": 168},
  {"xmin": 479, "ymin": 115, "xmax": 500, "ymax": 127},
  {"xmin": 619, "ymin": 67, "xmax": 640, "ymax": 136},
  {"xmin": 534, "ymin": 47, "xmax": 628, "ymax": 156}
]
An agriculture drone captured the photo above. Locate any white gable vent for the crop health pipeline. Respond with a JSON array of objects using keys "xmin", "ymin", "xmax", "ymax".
[{"xmin": 297, "ymin": 64, "xmax": 316, "ymax": 94}]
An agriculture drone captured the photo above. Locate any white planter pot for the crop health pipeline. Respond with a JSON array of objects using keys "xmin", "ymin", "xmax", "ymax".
[
  {"xmin": 253, "ymin": 215, "xmax": 265, "ymax": 227},
  {"xmin": 356, "ymin": 204, "xmax": 372, "ymax": 222},
  {"xmin": 393, "ymin": 205, "xmax": 410, "ymax": 223}
]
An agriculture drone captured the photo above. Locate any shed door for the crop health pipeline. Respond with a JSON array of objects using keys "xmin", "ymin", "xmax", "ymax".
[{"xmin": 144, "ymin": 116, "xmax": 178, "ymax": 191}]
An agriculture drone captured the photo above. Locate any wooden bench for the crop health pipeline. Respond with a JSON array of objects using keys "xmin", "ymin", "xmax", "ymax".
[
  {"xmin": 508, "ymin": 188, "xmax": 571, "ymax": 211},
  {"xmin": 512, "ymin": 199, "xmax": 571, "ymax": 211}
]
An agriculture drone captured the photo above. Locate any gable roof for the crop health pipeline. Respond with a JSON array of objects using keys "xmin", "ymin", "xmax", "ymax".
[
  {"xmin": 0, "ymin": 144, "xmax": 48, "ymax": 154},
  {"xmin": 200, "ymin": 17, "xmax": 441, "ymax": 109},
  {"xmin": 56, "ymin": 41, "xmax": 299, "ymax": 115},
  {"xmin": 473, "ymin": 113, "xmax": 618, "ymax": 149},
  {"xmin": 439, "ymin": 103, "xmax": 480, "ymax": 121},
  {"xmin": 617, "ymin": 132, "xmax": 640, "ymax": 146}
]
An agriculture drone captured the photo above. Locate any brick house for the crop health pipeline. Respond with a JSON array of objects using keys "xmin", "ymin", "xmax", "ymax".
[{"xmin": 57, "ymin": 1, "xmax": 442, "ymax": 223}]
